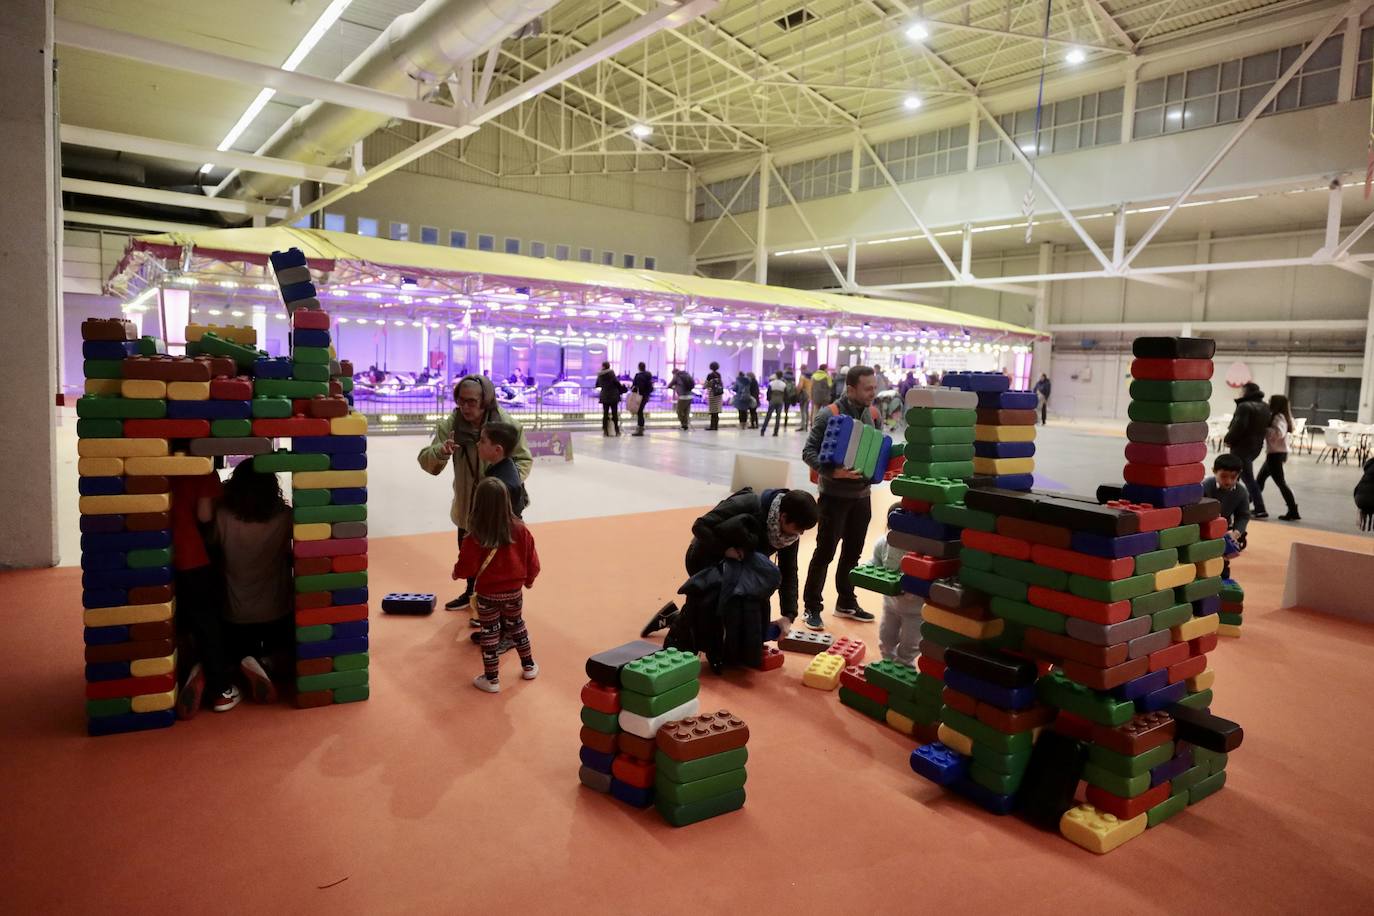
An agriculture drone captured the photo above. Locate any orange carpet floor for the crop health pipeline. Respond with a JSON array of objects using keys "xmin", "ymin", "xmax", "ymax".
[{"xmin": 2, "ymin": 509, "xmax": 1373, "ymax": 915}]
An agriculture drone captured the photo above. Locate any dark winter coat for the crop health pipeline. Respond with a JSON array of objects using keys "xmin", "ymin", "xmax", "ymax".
[
  {"xmin": 685, "ymin": 487, "xmax": 798, "ymax": 619},
  {"xmin": 631, "ymin": 371, "xmax": 654, "ymax": 398},
  {"xmin": 595, "ymin": 369, "xmax": 623, "ymax": 406},
  {"xmin": 1356, "ymin": 459, "xmax": 1374, "ymax": 514},
  {"xmin": 666, "ymin": 552, "xmax": 781, "ymax": 672},
  {"xmin": 1225, "ymin": 388, "xmax": 1271, "ymax": 457}
]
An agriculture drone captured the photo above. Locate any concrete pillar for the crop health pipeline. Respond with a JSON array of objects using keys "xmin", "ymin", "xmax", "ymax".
[
  {"xmin": 2, "ymin": 0, "xmax": 58, "ymax": 568},
  {"xmin": 1032, "ymin": 242, "xmax": 1052, "ymax": 383},
  {"xmin": 1359, "ymin": 282, "xmax": 1374, "ymax": 423},
  {"xmin": 966, "ymin": 105, "xmax": 980, "ymax": 172},
  {"xmin": 1121, "ymin": 61, "xmax": 1139, "ymax": 144},
  {"xmin": 755, "ymin": 152, "xmax": 771, "ymax": 285}
]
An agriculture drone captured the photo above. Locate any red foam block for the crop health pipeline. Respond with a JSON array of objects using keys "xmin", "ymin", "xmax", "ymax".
[
  {"xmin": 1130, "ymin": 358, "xmax": 1214, "ymax": 381},
  {"xmin": 1123, "ymin": 441, "xmax": 1208, "ymax": 466},
  {"xmin": 1031, "ymin": 544, "xmax": 1134, "ymax": 581},
  {"xmin": 293, "ymin": 537, "xmax": 367, "ymax": 558},
  {"xmin": 1122, "ymin": 463, "xmax": 1206, "ymax": 488},
  {"xmin": 961, "ymin": 528, "xmax": 1032, "ymax": 561},
  {"xmin": 1027, "ymin": 586, "xmax": 1130, "ymax": 624}
]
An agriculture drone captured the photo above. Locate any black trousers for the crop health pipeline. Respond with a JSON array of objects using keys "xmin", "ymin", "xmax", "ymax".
[
  {"xmin": 760, "ymin": 403, "xmax": 782, "ymax": 435},
  {"xmin": 802, "ymin": 494, "xmax": 871, "ymax": 616},
  {"xmin": 1255, "ymin": 452, "xmax": 1297, "ymax": 514},
  {"xmin": 1040, "ymin": 399, "xmax": 1048, "ymax": 424},
  {"xmin": 175, "ymin": 565, "xmax": 230, "ymax": 693},
  {"xmin": 1230, "ymin": 447, "xmax": 1262, "ymax": 513},
  {"xmin": 602, "ymin": 402, "xmax": 620, "ymax": 434},
  {"xmin": 748, "ymin": 405, "xmax": 758, "ymax": 428},
  {"xmin": 635, "ymin": 400, "xmax": 647, "ymax": 429}
]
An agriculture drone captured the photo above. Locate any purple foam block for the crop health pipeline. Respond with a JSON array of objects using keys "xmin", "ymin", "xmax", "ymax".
[
  {"xmin": 1193, "ymin": 595, "xmax": 1221, "ymax": 616},
  {"xmin": 1112, "ymin": 668, "xmax": 1169, "ymax": 701},
  {"xmin": 1150, "ymin": 752, "xmax": 1194, "ymax": 787},
  {"xmin": 1070, "ymin": 530, "xmax": 1161, "ymax": 559},
  {"xmin": 1135, "ymin": 680, "xmax": 1188, "ymax": 712},
  {"xmin": 1121, "ymin": 483, "xmax": 1205, "ymax": 509}
]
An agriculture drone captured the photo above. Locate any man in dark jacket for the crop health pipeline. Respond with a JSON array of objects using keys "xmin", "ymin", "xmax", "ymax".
[
  {"xmin": 1224, "ymin": 382, "xmax": 1271, "ymax": 510},
  {"xmin": 630, "ymin": 362, "xmax": 653, "ymax": 436},
  {"xmin": 1034, "ymin": 374, "xmax": 1052, "ymax": 425},
  {"xmin": 594, "ymin": 361, "xmax": 623, "ymax": 436},
  {"xmin": 801, "ymin": 365, "xmax": 881, "ymax": 630},
  {"xmin": 641, "ymin": 488, "xmax": 819, "ymax": 638}
]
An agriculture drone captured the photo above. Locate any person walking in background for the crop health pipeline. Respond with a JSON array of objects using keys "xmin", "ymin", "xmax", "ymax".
[
  {"xmin": 760, "ymin": 371, "xmax": 787, "ymax": 437},
  {"xmin": 797, "ymin": 366, "xmax": 814, "ymax": 431},
  {"xmin": 782, "ymin": 366, "xmax": 797, "ymax": 429},
  {"xmin": 898, "ymin": 371, "xmax": 918, "ymax": 402},
  {"xmin": 705, "ymin": 361, "xmax": 724, "ymax": 431},
  {"xmin": 630, "ymin": 362, "xmax": 653, "ymax": 436},
  {"xmin": 670, "ymin": 368, "xmax": 695, "ymax": 431},
  {"xmin": 1224, "ymin": 381, "xmax": 1271, "ymax": 512},
  {"xmin": 746, "ymin": 372, "xmax": 761, "ymax": 429},
  {"xmin": 732, "ymin": 371, "xmax": 752, "ymax": 428},
  {"xmin": 1034, "ymin": 373, "xmax": 1052, "ymax": 425},
  {"xmin": 594, "ymin": 361, "xmax": 623, "ymax": 437},
  {"xmin": 1355, "ymin": 459, "xmax": 1374, "ymax": 531},
  {"xmin": 1254, "ymin": 393, "xmax": 1300, "ymax": 521},
  {"xmin": 810, "ymin": 364, "xmax": 833, "ymax": 416}
]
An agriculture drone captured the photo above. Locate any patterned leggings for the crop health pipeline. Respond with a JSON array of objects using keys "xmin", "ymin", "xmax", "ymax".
[{"xmin": 476, "ymin": 589, "xmax": 534, "ymax": 681}]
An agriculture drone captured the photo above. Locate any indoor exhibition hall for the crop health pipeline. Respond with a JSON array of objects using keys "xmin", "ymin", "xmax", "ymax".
[{"xmin": 6, "ymin": 0, "xmax": 1374, "ymax": 912}]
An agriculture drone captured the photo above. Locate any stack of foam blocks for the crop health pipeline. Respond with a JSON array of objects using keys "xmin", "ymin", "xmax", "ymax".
[
  {"xmin": 904, "ymin": 337, "xmax": 1243, "ymax": 853},
  {"xmin": 578, "ymin": 641, "xmax": 669, "ymax": 804},
  {"xmin": 816, "ymin": 410, "xmax": 894, "ymax": 484},
  {"xmin": 941, "ymin": 372, "xmax": 1038, "ymax": 493},
  {"xmin": 655, "ymin": 710, "xmax": 749, "ymax": 826},
  {"xmin": 1218, "ymin": 579, "xmax": 1243, "ymax": 638}
]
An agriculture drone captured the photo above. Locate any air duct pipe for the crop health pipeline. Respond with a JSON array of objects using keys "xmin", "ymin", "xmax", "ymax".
[{"xmin": 231, "ymin": 0, "xmax": 558, "ymax": 203}]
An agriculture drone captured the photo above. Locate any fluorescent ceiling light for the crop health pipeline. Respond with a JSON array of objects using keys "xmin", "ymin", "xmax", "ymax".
[
  {"xmin": 905, "ymin": 22, "xmax": 929, "ymax": 43},
  {"xmin": 1065, "ymin": 47, "xmax": 1086, "ymax": 65},
  {"xmin": 200, "ymin": 0, "xmax": 355, "ymax": 173},
  {"xmin": 903, "ymin": 94, "xmax": 923, "ymax": 111}
]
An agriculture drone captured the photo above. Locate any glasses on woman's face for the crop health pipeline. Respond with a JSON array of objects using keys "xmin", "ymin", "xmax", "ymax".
[{"xmin": 458, "ymin": 396, "xmax": 482, "ymax": 408}]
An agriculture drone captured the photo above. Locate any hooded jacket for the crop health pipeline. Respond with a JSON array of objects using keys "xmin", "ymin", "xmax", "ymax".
[
  {"xmin": 417, "ymin": 374, "xmax": 533, "ymax": 529},
  {"xmin": 686, "ymin": 487, "xmax": 799, "ymax": 618},
  {"xmin": 1224, "ymin": 384, "xmax": 1270, "ymax": 457},
  {"xmin": 669, "ymin": 552, "xmax": 782, "ymax": 672},
  {"xmin": 810, "ymin": 369, "xmax": 833, "ymax": 407}
]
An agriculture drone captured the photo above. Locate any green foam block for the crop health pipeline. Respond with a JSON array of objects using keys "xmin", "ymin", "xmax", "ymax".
[
  {"xmin": 292, "ymin": 363, "xmax": 331, "ymax": 382},
  {"xmin": 906, "ymin": 408, "xmax": 977, "ymax": 427},
  {"xmin": 294, "ymin": 505, "xmax": 367, "ymax": 524},
  {"xmin": 292, "ymin": 489, "xmax": 332, "ymax": 507},
  {"xmin": 838, "ymin": 686, "xmax": 887, "ymax": 721},
  {"xmin": 294, "ymin": 571, "xmax": 367, "ymax": 594},
  {"xmin": 619, "ymin": 680, "xmax": 700, "ymax": 718},
  {"xmin": 655, "ymin": 747, "xmax": 748, "ymax": 784},
  {"xmin": 83, "ymin": 359, "xmax": 126, "ymax": 379},
  {"xmin": 1133, "ymin": 548, "xmax": 1180, "ymax": 576},
  {"xmin": 295, "ymin": 669, "xmax": 368, "ymax": 692},
  {"xmin": 86, "ymin": 697, "xmax": 132, "ymax": 718},
  {"xmin": 1157, "ymin": 524, "xmax": 1200, "ymax": 548},
  {"xmin": 904, "ymin": 460, "xmax": 975, "ymax": 479},
  {"xmin": 211, "ymin": 419, "xmax": 253, "ymax": 437},
  {"xmin": 903, "ymin": 443, "xmax": 976, "ymax": 463},
  {"xmin": 990, "ymin": 596, "xmax": 1069, "ymax": 634},
  {"xmin": 620, "ymin": 648, "xmax": 700, "ymax": 694},
  {"xmin": 76, "ymin": 396, "xmax": 166, "ymax": 419},
  {"xmin": 931, "ymin": 502, "xmax": 997, "ymax": 532},
  {"xmin": 654, "ymin": 768, "xmax": 747, "ymax": 806},
  {"xmin": 333, "ymin": 684, "xmax": 369, "ymax": 703},
  {"xmin": 905, "ymin": 425, "xmax": 976, "ymax": 445},
  {"xmin": 959, "ymin": 566, "xmax": 1028, "ymax": 603},
  {"xmin": 889, "ymin": 475, "xmax": 968, "ymax": 504},
  {"xmin": 1129, "ymin": 379, "xmax": 1213, "ymax": 402},
  {"xmin": 334, "ymin": 652, "xmax": 369, "ymax": 671},
  {"xmin": 1190, "ymin": 769, "xmax": 1227, "ymax": 804},
  {"xmin": 655, "ymin": 787, "xmax": 746, "ymax": 827},
  {"xmin": 1152, "ymin": 603, "xmax": 1194, "ymax": 631},
  {"xmin": 251, "ymin": 397, "xmax": 294, "ymax": 418},
  {"xmin": 993, "ymin": 554, "xmax": 1069, "ymax": 591},
  {"xmin": 126, "ymin": 547, "xmax": 172, "ymax": 569},
  {"xmin": 579, "ymin": 706, "xmax": 619, "ymax": 734},
  {"xmin": 254, "ymin": 379, "xmax": 329, "ymax": 399},
  {"xmin": 1088, "ymin": 740, "xmax": 1175, "ymax": 778},
  {"xmin": 1146, "ymin": 792, "xmax": 1189, "ymax": 827},
  {"xmin": 1127, "ymin": 400, "xmax": 1210, "ymax": 424},
  {"xmin": 77, "ymin": 418, "xmax": 124, "ymax": 438},
  {"xmin": 254, "ymin": 450, "xmax": 331, "ymax": 473},
  {"xmin": 296, "ymin": 624, "xmax": 334, "ymax": 643}
]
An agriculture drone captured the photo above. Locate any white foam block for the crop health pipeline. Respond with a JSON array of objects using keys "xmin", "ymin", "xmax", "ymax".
[
  {"xmin": 905, "ymin": 387, "xmax": 978, "ymax": 410},
  {"xmin": 617, "ymin": 697, "xmax": 701, "ymax": 739}
]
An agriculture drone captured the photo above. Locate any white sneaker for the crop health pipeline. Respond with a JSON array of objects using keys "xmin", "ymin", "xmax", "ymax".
[
  {"xmin": 521, "ymin": 662, "xmax": 539, "ymax": 681},
  {"xmin": 240, "ymin": 656, "xmax": 277, "ymax": 704},
  {"xmin": 472, "ymin": 674, "xmax": 501, "ymax": 693},
  {"xmin": 213, "ymin": 685, "xmax": 241, "ymax": 712}
]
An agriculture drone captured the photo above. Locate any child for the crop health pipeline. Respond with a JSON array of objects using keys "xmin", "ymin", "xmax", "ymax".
[
  {"xmin": 467, "ymin": 421, "xmax": 528, "ymax": 641},
  {"xmin": 872, "ymin": 525, "xmax": 920, "ymax": 667},
  {"xmin": 1202, "ymin": 453, "xmax": 1250, "ymax": 579},
  {"xmin": 453, "ymin": 478, "xmax": 540, "ymax": 692},
  {"xmin": 211, "ymin": 461, "xmax": 294, "ymax": 709}
]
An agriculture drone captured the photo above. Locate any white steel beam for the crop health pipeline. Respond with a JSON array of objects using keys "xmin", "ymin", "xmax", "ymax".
[
  {"xmin": 61, "ymin": 177, "xmax": 288, "ymax": 218},
  {"xmin": 766, "ymin": 158, "xmax": 850, "ymax": 290},
  {"xmin": 1050, "ymin": 319, "xmax": 1370, "ymax": 333},
  {"xmin": 277, "ymin": 0, "xmax": 720, "ymax": 226},
  {"xmin": 62, "ymin": 210, "xmax": 212, "ymax": 234},
  {"xmin": 857, "ymin": 135, "xmax": 962, "ymax": 280},
  {"xmin": 1122, "ymin": 3, "xmax": 1362, "ymax": 268},
  {"xmin": 922, "ymin": 18, "xmax": 1131, "ymax": 56},
  {"xmin": 690, "ymin": 163, "xmax": 760, "ymax": 258},
  {"xmin": 1332, "ymin": 208, "xmax": 1374, "ymax": 258},
  {"xmin": 59, "ymin": 125, "xmax": 351, "ymax": 185},
  {"xmin": 1083, "ymin": 0, "xmax": 1137, "ymax": 49},
  {"xmin": 54, "ymin": 19, "xmax": 468, "ymax": 129}
]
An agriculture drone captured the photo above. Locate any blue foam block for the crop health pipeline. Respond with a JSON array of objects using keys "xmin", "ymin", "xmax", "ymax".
[
  {"xmin": 870, "ymin": 435, "xmax": 893, "ymax": 483},
  {"xmin": 910, "ymin": 742, "xmax": 970, "ymax": 786},
  {"xmin": 296, "ymin": 636, "xmax": 369, "ymax": 660},
  {"xmin": 1121, "ymin": 483, "xmax": 1205, "ymax": 509},
  {"xmin": 331, "ymin": 620, "xmax": 369, "ymax": 640},
  {"xmin": 1135, "ymin": 680, "xmax": 1188, "ymax": 713},
  {"xmin": 952, "ymin": 775, "xmax": 1016, "ymax": 814},
  {"xmin": 81, "ymin": 566, "xmax": 173, "ymax": 590},
  {"xmin": 86, "ymin": 661, "xmax": 131, "ymax": 682},
  {"xmin": 330, "ymin": 453, "xmax": 367, "ymax": 470},
  {"xmin": 81, "ymin": 530, "xmax": 171, "ymax": 553},
  {"xmin": 900, "ymin": 575, "xmax": 933, "ymax": 597},
  {"xmin": 84, "ymin": 624, "xmax": 130, "ymax": 646},
  {"xmin": 974, "ymin": 389, "xmax": 1038, "ymax": 410},
  {"xmin": 167, "ymin": 399, "xmax": 252, "ymax": 420},
  {"xmin": 82, "ymin": 588, "xmax": 128, "ymax": 610},
  {"xmin": 1112, "ymin": 668, "xmax": 1168, "ymax": 701},
  {"xmin": 82, "ymin": 340, "xmax": 139, "ymax": 360},
  {"xmin": 888, "ymin": 508, "xmax": 959, "ymax": 541},
  {"xmin": 87, "ymin": 709, "xmax": 176, "ymax": 737},
  {"xmin": 1150, "ymin": 752, "xmax": 1193, "ymax": 787},
  {"xmin": 609, "ymin": 779, "xmax": 655, "ymax": 808},
  {"xmin": 292, "ymin": 435, "xmax": 367, "ymax": 454},
  {"xmin": 79, "ymin": 477, "xmax": 125, "ymax": 496},
  {"xmin": 80, "ymin": 515, "xmax": 125, "ymax": 534},
  {"xmin": 81, "ymin": 551, "xmax": 128, "ymax": 572},
  {"xmin": 978, "ymin": 473, "xmax": 1034, "ymax": 491},
  {"xmin": 1070, "ymin": 530, "xmax": 1160, "ymax": 559},
  {"xmin": 270, "ymin": 248, "xmax": 307, "ymax": 270},
  {"xmin": 329, "ymin": 487, "xmax": 368, "ymax": 505},
  {"xmin": 579, "ymin": 746, "xmax": 616, "ymax": 773},
  {"xmin": 944, "ymin": 372, "xmax": 1011, "ymax": 393},
  {"xmin": 254, "ymin": 357, "xmax": 294, "ymax": 379},
  {"xmin": 817, "ymin": 413, "xmax": 856, "ymax": 466},
  {"xmin": 291, "ymin": 328, "xmax": 331, "ymax": 349},
  {"xmin": 944, "ymin": 668, "xmax": 1036, "ymax": 710},
  {"xmin": 974, "ymin": 441, "xmax": 1036, "ymax": 459},
  {"xmin": 332, "ymin": 587, "xmax": 368, "ymax": 606},
  {"xmin": 1192, "ymin": 595, "xmax": 1221, "ymax": 616},
  {"xmin": 280, "ymin": 280, "xmax": 317, "ymax": 303}
]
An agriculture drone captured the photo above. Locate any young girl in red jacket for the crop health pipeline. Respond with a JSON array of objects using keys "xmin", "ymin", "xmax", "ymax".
[{"xmin": 453, "ymin": 477, "xmax": 541, "ymax": 692}]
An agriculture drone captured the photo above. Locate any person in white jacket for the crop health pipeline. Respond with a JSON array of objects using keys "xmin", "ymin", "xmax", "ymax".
[
  {"xmin": 871, "ymin": 531, "xmax": 921, "ymax": 666},
  {"xmin": 1254, "ymin": 393, "xmax": 1301, "ymax": 521}
]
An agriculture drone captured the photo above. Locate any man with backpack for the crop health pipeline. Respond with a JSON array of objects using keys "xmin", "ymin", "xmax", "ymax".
[
  {"xmin": 800, "ymin": 365, "xmax": 881, "ymax": 630},
  {"xmin": 1224, "ymin": 381, "xmax": 1271, "ymax": 511},
  {"xmin": 810, "ymin": 364, "xmax": 834, "ymax": 416},
  {"xmin": 797, "ymin": 366, "xmax": 814, "ymax": 431}
]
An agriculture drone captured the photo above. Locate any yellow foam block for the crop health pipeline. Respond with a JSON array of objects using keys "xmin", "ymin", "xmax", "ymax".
[
  {"xmin": 131, "ymin": 688, "xmax": 177, "ymax": 713},
  {"xmin": 1171, "ymin": 613, "xmax": 1220, "ymax": 642},
  {"xmin": 83, "ymin": 600, "xmax": 174, "ymax": 628},
  {"xmin": 1216, "ymin": 623, "xmax": 1242, "ymax": 639},
  {"xmin": 186, "ymin": 323, "xmax": 256, "ymax": 344},
  {"xmin": 972, "ymin": 456, "xmax": 1035, "ymax": 476},
  {"xmin": 79, "ymin": 493, "xmax": 171, "ymax": 515},
  {"xmin": 973, "ymin": 424, "xmax": 1036, "ymax": 443},
  {"xmin": 1060, "ymin": 805, "xmax": 1147, "ymax": 854},
  {"xmin": 131, "ymin": 650, "xmax": 176, "ymax": 678},
  {"xmin": 77, "ymin": 438, "xmax": 169, "ymax": 458},
  {"xmin": 802, "ymin": 653, "xmax": 844, "ymax": 690},
  {"xmin": 1153, "ymin": 563, "xmax": 1196, "ymax": 591},
  {"xmin": 937, "ymin": 723, "xmax": 974, "ymax": 756},
  {"xmin": 120, "ymin": 379, "xmax": 167, "ymax": 400},
  {"xmin": 291, "ymin": 469, "xmax": 367, "ymax": 489},
  {"xmin": 167, "ymin": 381, "xmax": 211, "ymax": 401},
  {"xmin": 293, "ymin": 523, "xmax": 333, "ymax": 541},
  {"xmin": 885, "ymin": 709, "xmax": 916, "ymax": 736},
  {"xmin": 77, "ymin": 456, "xmax": 124, "ymax": 477},
  {"xmin": 331, "ymin": 413, "xmax": 367, "ymax": 436},
  {"xmin": 1195, "ymin": 556, "xmax": 1225, "ymax": 579},
  {"xmin": 124, "ymin": 455, "xmax": 213, "ymax": 477},
  {"xmin": 1187, "ymin": 666, "xmax": 1216, "ymax": 692},
  {"xmin": 922, "ymin": 603, "xmax": 1004, "ymax": 640},
  {"xmin": 84, "ymin": 378, "xmax": 124, "ymax": 396}
]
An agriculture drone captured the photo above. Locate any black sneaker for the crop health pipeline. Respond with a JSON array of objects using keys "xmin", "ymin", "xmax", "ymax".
[
  {"xmin": 641, "ymin": 601, "xmax": 678, "ymax": 638},
  {"xmin": 445, "ymin": 591, "xmax": 472, "ymax": 611},
  {"xmin": 834, "ymin": 605, "xmax": 876, "ymax": 622},
  {"xmin": 1279, "ymin": 511, "xmax": 1301, "ymax": 521},
  {"xmin": 803, "ymin": 612, "xmax": 825, "ymax": 631},
  {"xmin": 1251, "ymin": 511, "xmax": 1269, "ymax": 520}
]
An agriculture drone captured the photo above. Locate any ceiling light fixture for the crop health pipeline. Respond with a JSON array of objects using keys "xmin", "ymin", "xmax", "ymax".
[
  {"xmin": 631, "ymin": 123, "xmax": 652, "ymax": 138},
  {"xmin": 1065, "ymin": 47, "xmax": 1086, "ymax": 65},
  {"xmin": 905, "ymin": 22, "xmax": 929, "ymax": 43},
  {"xmin": 903, "ymin": 94, "xmax": 923, "ymax": 111}
]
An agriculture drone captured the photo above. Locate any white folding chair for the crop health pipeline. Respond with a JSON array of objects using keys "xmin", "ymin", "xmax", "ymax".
[
  {"xmin": 1292, "ymin": 416, "xmax": 1309, "ymax": 454},
  {"xmin": 1334, "ymin": 430, "xmax": 1355, "ymax": 465}
]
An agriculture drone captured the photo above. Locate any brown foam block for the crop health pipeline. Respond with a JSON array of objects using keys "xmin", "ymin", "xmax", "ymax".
[
  {"xmin": 1032, "ymin": 496, "xmax": 1140, "ymax": 536},
  {"xmin": 1061, "ymin": 655, "xmax": 1150, "ymax": 691},
  {"xmin": 1024, "ymin": 627, "xmax": 1129, "ymax": 668},
  {"xmin": 206, "ymin": 356, "xmax": 236, "ymax": 378},
  {"xmin": 125, "ymin": 512, "xmax": 171, "ymax": 532},
  {"xmin": 128, "ymin": 620, "xmax": 173, "ymax": 640},
  {"xmin": 82, "ymin": 317, "xmax": 137, "ymax": 341},
  {"xmin": 1179, "ymin": 498, "xmax": 1222, "ymax": 525},
  {"xmin": 887, "ymin": 530, "xmax": 962, "ymax": 559},
  {"xmin": 189, "ymin": 437, "xmax": 274, "ymax": 457},
  {"xmin": 976, "ymin": 408, "xmax": 1037, "ymax": 426},
  {"xmin": 928, "ymin": 599, "xmax": 993, "ymax": 622},
  {"xmin": 122, "ymin": 355, "xmax": 213, "ymax": 382},
  {"xmin": 616, "ymin": 730, "xmax": 657, "ymax": 761},
  {"xmin": 1091, "ymin": 711, "xmax": 1175, "ymax": 757},
  {"xmin": 306, "ymin": 396, "xmax": 349, "ymax": 419},
  {"xmin": 85, "ymin": 637, "xmax": 174, "ymax": 664},
  {"xmin": 941, "ymin": 686, "xmax": 980, "ymax": 717},
  {"xmin": 124, "ymin": 476, "xmax": 171, "ymax": 495},
  {"xmin": 928, "ymin": 578, "xmax": 985, "ymax": 610},
  {"xmin": 128, "ymin": 584, "xmax": 174, "ymax": 604},
  {"xmin": 332, "ymin": 554, "xmax": 368, "ymax": 573},
  {"xmin": 779, "ymin": 628, "xmax": 834, "ymax": 654},
  {"xmin": 295, "ymin": 690, "xmax": 334, "ymax": 708},
  {"xmin": 978, "ymin": 702, "xmax": 1055, "ymax": 734},
  {"xmin": 996, "ymin": 516, "xmax": 1072, "ymax": 549},
  {"xmin": 580, "ymin": 726, "xmax": 618, "ymax": 755},
  {"xmin": 1125, "ymin": 421, "xmax": 1208, "ymax": 445},
  {"xmin": 296, "ymin": 658, "xmax": 333, "ymax": 677},
  {"xmin": 915, "ymin": 721, "xmax": 941, "ymax": 744},
  {"xmin": 295, "ymin": 592, "xmax": 332, "ymax": 610},
  {"xmin": 294, "ymin": 557, "xmax": 332, "ymax": 576},
  {"xmin": 655, "ymin": 710, "xmax": 749, "ymax": 762}
]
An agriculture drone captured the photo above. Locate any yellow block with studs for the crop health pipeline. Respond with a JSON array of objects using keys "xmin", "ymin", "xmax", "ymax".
[
  {"xmin": 77, "ymin": 457, "xmax": 124, "ymax": 477},
  {"xmin": 331, "ymin": 412, "xmax": 367, "ymax": 436},
  {"xmin": 79, "ymin": 493, "xmax": 171, "ymax": 515},
  {"xmin": 83, "ymin": 600, "xmax": 174, "ymax": 628},
  {"xmin": 124, "ymin": 455, "xmax": 213, "ymax": 477},
  {"xmin": 1171, "ymin": 613, "xmax": 1220, "ymax": 642},
  {"xmin": 121, "ymin": 379, "xmax": 167, "ymax": 400},
  {"xmin": 922, "ymin": 603, "xmax": 1004, "ymax": 640},
  {"xmin": 1060, "ymin": 805, "xmax": 1147, "ymax": 854},
  {"xmin": 974, "ymin": 424, "xmax": 1036, "ymax": 443},
  {"xmin": 802, "ymin": 652, "xmax": 844, "ymax": 690},
  {"xmin": 167, "ymin": 381, "xmax": 211, "ymax": 401},
  {"xmin": 131, "ymin": 689, "xmax": 177, "ymax": 713},
  {"xmin": 291, "ymin": 470, "xmax": 367, "ymax": 489},
  {"xmin": 1153, "ymin": 563, "xmax": 1196, "ymax": 591},
  {"xmin": 78, "ymin": 438, "xmax": 169, "ymax": 459},
  {"xmin": 972, "ymin": 456, "xmax": 1035, "ymax": 476},
  {"xmin": 937, "ymin": 723, "xmax": 974, "ymax": 757}
]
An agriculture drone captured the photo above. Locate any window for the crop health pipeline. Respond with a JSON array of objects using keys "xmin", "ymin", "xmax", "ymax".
[
  {"xmin": 357, "ymin": 217, "xmax": 378, "ymax": 237},
  {"xmin": 1134, "ymin": 36, "xmax": 1343, "ymax": 139},
  {"xmin": 477, "ymin": 234, "xmax": 495, "ymax": 251},
  {"xmin": 601, "ymin": 251, "xmax": 615, "ymax": 266},
  {"xmin": 1357, "ymin": 26, "xmax": 1373, "ymax": 98},
  {"xmin": 622, "ymin": 254, "xmax": 636, "ymax": 269},
  {"xmin": 530, "ymin": 241, "xmax": 547, "ymax": 259},
  {"xmin": 579, "ymin": 248, "xmax": 594, "ymax": 263},
  {"xmin": 643, "ymin": 256, "xmax": 656, "ymax": 270},
  {"xmin": 292, "ymin": 216, "xmax": 311, "ymax": 228},
  {"xmin": 694, "ymin": 172, "xmax": 761, "ymax": 221},
  {"xmin": 323, "ymin": 212, "xmax": 346, "ymax": 232},
  {"xmin": 554, "ymin": 244, "xmax": 570, "ymax": 261},
  {"xmin": 449, "ymin": 229, "xmax": 467, "ymax": 248},
  {"xmin": 770, "ymin": 151, "xmax": 853, "ymax": 203},
  {"xmin": 504, "ymin": 238, "xmax": 520, "ymax": 255},
  {"xmin": 419, "ymin": 226, "xmax": 440, "ymax": 245},
  {"xmin": 389, "ymin": 221, "xmax": 409, "ymax": 241},
  {"xmin": 861, "ymin": 126, "xmax": 969, "ymax": 187},
  {"xmin": 977, "ymin": 88, "xmax": 1122, "ymax": 166}
]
